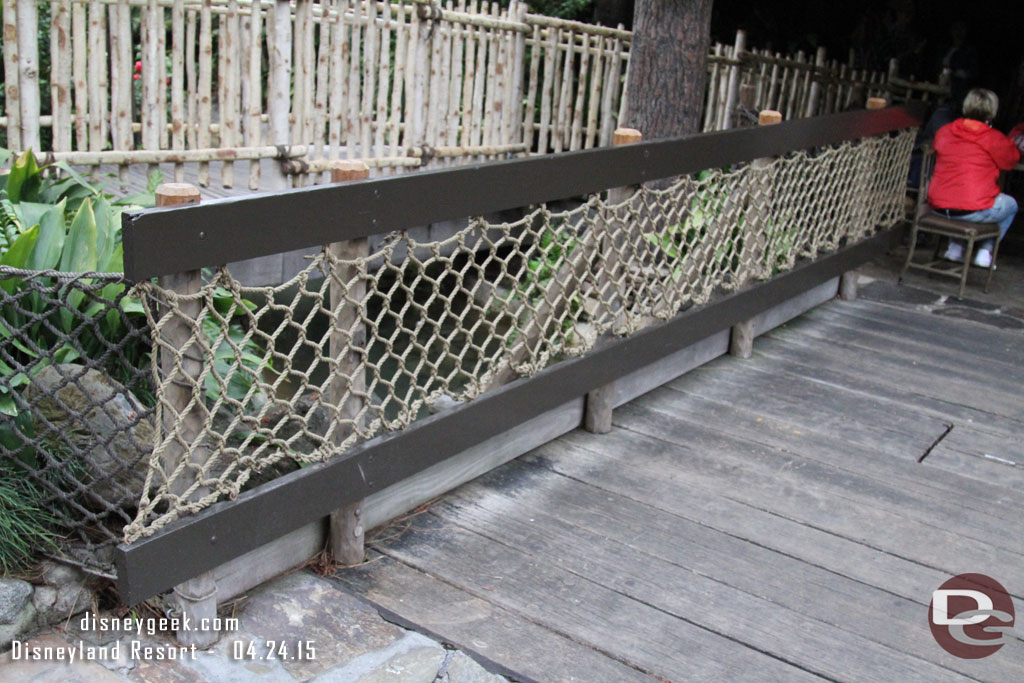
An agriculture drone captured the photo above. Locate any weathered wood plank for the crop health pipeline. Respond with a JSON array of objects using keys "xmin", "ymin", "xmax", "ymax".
[
  {"xmin": 614, "ymin": 397, "xmax": 1024, "ymax": 554},
  {"xmin": 375, "ymin": 515, "xmax": 820, "ymax": 682},
  {"xmin": 770, "ymin": 317, "xmax": 1024, "ymax": 416},
  {"xmin": 434, "ymin": 469, "xmax": 1024, "ymax": 678},
  {"xmin": 611, "ymin": 330, "xmax": 728, "ymax": 407},
  {"xmin": 925, "ymin": 443, "xmax": 1024, "ymax": 488},
  {"xmin": 636, "ymin": 375, "xmax": 1020, "ymax": 518},
  {"xmin": 527, "ymin": 437, "xmax": 1012, "ymax": 604},
  {"xmin": 805, "ymin": 302, "xmax": 1024, "ymax": 375},
  {"xmin": 362, "ymin": 398, "xmax": 583, "ymax": 531},
  {"xmin": 333, "ymin": 553, "xmax": 655, "ymax": 683},
  {"xmin": 669, "ymin": 359, "xmax": 953, "ymax": 458},
  {"xmin": 750, "ymin": 332, "xmax": 1024, "ymax": 438}
]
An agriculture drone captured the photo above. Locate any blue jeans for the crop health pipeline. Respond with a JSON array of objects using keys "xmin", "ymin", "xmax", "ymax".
[{"xmin": 953, "ymin": 193, "xmax": 1019, "ymax": 252}]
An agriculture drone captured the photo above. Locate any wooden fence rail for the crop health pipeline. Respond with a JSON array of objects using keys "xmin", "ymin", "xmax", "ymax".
[{"xmin": 1, "ymin": 2, "xmax": 942, "ymax": 190}]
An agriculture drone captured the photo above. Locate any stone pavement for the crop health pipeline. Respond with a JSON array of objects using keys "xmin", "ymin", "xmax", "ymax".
[{"xmin": 0, "ymin": 571, "xmax": 509, "ymax": 683}]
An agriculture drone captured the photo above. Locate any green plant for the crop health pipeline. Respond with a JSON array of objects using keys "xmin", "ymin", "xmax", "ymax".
[
  {"xmin": 644, "ymin": 171, "xmax": 745, "ymax": 282},
  {"xmin": 0, "ymin": 476, "xmax": 59, "ymax": 574}
]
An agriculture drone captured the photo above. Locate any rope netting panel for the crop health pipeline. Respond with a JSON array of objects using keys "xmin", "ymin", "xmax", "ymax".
[
  {"xmin": 124, "ymin": 128, "xmax": 914, "ymax": 541},
  {"xmin": 0, "ymin": 267, "xmax": 152, "ymax": 570}
]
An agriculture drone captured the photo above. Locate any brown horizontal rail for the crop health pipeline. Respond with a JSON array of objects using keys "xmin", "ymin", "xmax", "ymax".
[
  {"xmin": 115, "ymin": 227, "xmax": 901, "ymax": 605},
  {"xmin": 121, "ymin": 104, "xmax": 925, "ymax": 280}
]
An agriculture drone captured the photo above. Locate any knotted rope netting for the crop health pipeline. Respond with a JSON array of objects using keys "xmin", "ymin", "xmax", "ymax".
[
  {"xmin": 123, "ymin": 129, "xmax": 914, "ymax": 540},
  {"xmin": 0, "ymin": 129, "xmax": 916, "ymax": 555}
]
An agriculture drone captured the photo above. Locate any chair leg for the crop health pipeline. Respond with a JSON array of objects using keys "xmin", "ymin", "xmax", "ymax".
[
  {"xmin": 900, "ymin": 225, "xmax": 919, "ymax": 283},
  {"xmin": 985, "ymin": 238, "xmax": 1001, "ymax": 293},
  {"xmin": 959, "ymin": 236, "xmax": 974, "ymax": 298}
]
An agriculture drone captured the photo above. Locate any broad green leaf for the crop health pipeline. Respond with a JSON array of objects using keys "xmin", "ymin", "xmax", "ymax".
[
  {"xmin": 52, "ymin": 161, "xmax": 100, "ymax": 195},
  {"xmin": 0, "ymin": 365, "xmax": 29, "ymax": 389},
  {"xmin": 119, "ymin": 296, "xmax": 145, "ymax": 315},
  {"xmin": 112, "ymin": 192, "xmax": 156, "ymax": 209},
  {"xmin": 105, "ymin": 242, "xmax": 124, "ymax": 272},
  {"xmin": 39, "ymin": 177, "xmax": 79, "ymax": 204},
  {"xmin": 53, "ymin": 345, "xmax": 81, "ymax": 365},
  {"xmin": 101, "ymin": 282, "xmax": 127, "ymax": 333},
  {"xmin": 13, "ymin": 202, "xmax": 52, "ymax": 234},
  {"xmin": 93, "ymin": 197, "xmax": 116, "ymax": 271},
  {"xmin": 60, "ymin": 198, "xmax": 98, "ymax": 273},
  {"xmin": 1, "ymin": 224, "xmax": 40, "ymax": 274},
  {"xmin": 6, "ymin": 150, "xmax": 42, "ymax": 203},
  {"xmin": 9, "ymin": 334, "xmax": 41, "ymax": 359},
  {"xmin": 28, "ymin": 200, "xmax": 67, "ymax": 271},
  {"xmin": 0, "ymin": 389, "xmax": 18, "ymax": 417}
]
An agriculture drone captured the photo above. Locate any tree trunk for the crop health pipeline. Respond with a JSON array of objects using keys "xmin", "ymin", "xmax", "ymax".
[{"xmin": 626, "ymin": 0, "xmax": 713, "ymax": 139}]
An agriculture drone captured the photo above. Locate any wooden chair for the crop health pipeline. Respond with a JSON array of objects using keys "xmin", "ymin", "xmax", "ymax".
[{"xmin": 900, "ymin": 145, "xmax": 1000, "ymax": 298}]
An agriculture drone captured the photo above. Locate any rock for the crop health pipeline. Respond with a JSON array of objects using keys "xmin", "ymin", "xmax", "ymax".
[
  {"xmin": 0, "ymin": 601, "xmax": 37, "ymax": 650},
  {"xmin": 40, "ymin": 560, "xmax": 82, "ymax": 588},
  {"xmin": 24, "ymin": 364, "xmax": 155, "ymax": 506},
  {"xmin": 446, "ymin": 651, "xmax": 508, "ymax": 683},
  {"xmin": 0, "ymin": 579, "xmax": 33, "ymax": 624},
  {"xmin": 32, "ymin": 582, "xmax": 91, "ymax": 626},
  {"xmin": 428, "ymin": 395, "xmax": 464, "ymax": 415},
  {"xmin": 357, "ymin": 646, "xmax": 445, "ymax": 682}
]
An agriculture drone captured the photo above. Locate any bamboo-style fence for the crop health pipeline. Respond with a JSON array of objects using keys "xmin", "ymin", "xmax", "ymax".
[
  {"xmin": 701, "ymin": 31, "xmax": 947, "ymax": 132},
  {"xmin": 0, "ymin": 2, "xmax": 942, "ymax": 190},
  {"xmin": 0, "ymin": 0, "xmax": 632, "ymax": 189}
]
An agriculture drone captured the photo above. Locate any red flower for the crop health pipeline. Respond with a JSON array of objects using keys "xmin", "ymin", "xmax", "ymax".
[
  {"xmin": 135, "ymin": 60, "xmax": 142, "ymax": 73},
  {"xmin": 133, "ymin": 73, "xmax": 140, "ymax": 81}
]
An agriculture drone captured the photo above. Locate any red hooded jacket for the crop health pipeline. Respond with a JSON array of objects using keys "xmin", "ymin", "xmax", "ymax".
[{"xmin": 927, "ymin": 118, "xmax": 1020, "ymax": 211}]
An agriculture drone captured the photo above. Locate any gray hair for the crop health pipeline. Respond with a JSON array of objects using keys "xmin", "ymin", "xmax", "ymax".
[{"xmin": 962, "ymin": 88, "xmax": 998, "ymax": 122}]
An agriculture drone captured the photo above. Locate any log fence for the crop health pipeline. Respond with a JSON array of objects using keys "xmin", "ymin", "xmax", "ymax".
[{"xmin": 1, "ymin": 2, "xmax": 942, "ymax": 189}]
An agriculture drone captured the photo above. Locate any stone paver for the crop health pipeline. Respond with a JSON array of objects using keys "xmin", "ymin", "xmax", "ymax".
[{"xmin": 0, "ymin": 571, "xmax": 508, "ymax": 683}]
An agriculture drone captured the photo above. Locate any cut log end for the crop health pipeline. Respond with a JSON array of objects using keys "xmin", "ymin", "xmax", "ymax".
[
  {"xmin": 758, "ymin": 110, "xmax": 783, "ymax": 126},
  {"xmin": 155, "ymin": 183, "xmax": 201, "ymax": 207},
  {"xmin": 330, "ymin": 160, "xmax": 371, "ymax": 183},
  {"xmin": 612, "ymin": 127, "xmax": 642, "ymax": 146},
  {"xmin": 866, "ymin": 97, "xmax": 886, "ymax": 110}
]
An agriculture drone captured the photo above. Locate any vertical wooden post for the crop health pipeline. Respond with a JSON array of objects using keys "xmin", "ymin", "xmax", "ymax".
[
  {"xmin": 16, "ymin": 0, "xmax": 40, "ymax": 152},
  {"xmin": 328, "ymin": 161, "xmax": 370, "ymax": 566},
  {"xmin": 50, "ymin": 0, "xmax": 72, "ymax": 152},
  {"xmin": 838, "ymin": 97, "xmax": 886, "ymax": 299},
  {"xmin": 154, "ymin": 184, "xmax": 218, "ymax": 650},
  {"xmin": 721, "ymin": 30, "xmax": 746, "ymax": 130},
  {"xmin": 804, "ymin": 46, "xmax": 826, "ymax": 118},
  {"xmin": 731, "ymin": 110, "xmax": 782, "ymax": 359},
  {"xmin": 839, "ymin": 272, "xmax": 858, "ymax": 301},
  {"xmin": 267, "ymin": 0, "xmax": 293, "ymax": 190},
  {"xmin": 2, "ymin": 1, "xmax": 22, "ymax": 152},
  {"xmin": 410, "ymin": 2, "xmax": 433, "ymax": 148},
  {"xmin": 584, "ymin": 127, "xmax": 642, "ymax": 434}
]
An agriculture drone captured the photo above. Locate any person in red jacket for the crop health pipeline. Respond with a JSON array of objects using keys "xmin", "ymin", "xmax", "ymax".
[{"xmin": 927, "ymin": 88, "xmax": 1020, "ymax": 267}]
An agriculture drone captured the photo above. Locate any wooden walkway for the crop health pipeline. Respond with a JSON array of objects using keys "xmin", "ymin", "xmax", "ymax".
[{"xmin": 334, "ymin": 296, "xmax": 1024, "ymax": 682}]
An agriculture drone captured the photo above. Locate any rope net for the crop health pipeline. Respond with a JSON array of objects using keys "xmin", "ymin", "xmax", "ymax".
[
  {"xmin": 0, "ymin": 130, "xmax": 915, "ymax": 551},
  {"xmin": 0, "ymin": 268, "xmax": 151, "ymax": 569},
  {"xmin": 124, "ymin": 128, "xmax": 914, "ymax": 541}
]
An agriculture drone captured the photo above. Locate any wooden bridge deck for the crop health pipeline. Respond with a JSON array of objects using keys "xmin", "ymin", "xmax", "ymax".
[{"xmin": 334, "ymin": 295, "xmax": 1024, "ymax": 682}]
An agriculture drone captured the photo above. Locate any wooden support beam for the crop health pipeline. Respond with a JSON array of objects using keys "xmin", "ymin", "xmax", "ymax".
[
  {"xmin": 732, "ymin": 110, "xmax": 782, "ymax": 358},
  {"xmin": 839, "ymin": 271, "xmax": 858, "ymax": 301},
  {"xmin": 584, "ymin": 127, "xmax": 642, "ymax": 433},
  {"xmin": 328, "ymin": 160, "xmax": 371, "ymax": 566},
  {"xmin": 155, "ymin": 183, "xmax": 219, "ymax": 650}
]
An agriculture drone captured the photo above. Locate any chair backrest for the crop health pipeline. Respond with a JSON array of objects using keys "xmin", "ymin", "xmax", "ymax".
[{"xmin": 914, "ymin": 143, "xmax": 937, "ymax": 219}]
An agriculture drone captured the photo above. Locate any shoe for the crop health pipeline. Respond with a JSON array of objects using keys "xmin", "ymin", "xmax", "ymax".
[
  {"xmin": 943, "ymin": 243, "xmax": 964, "ymax": 263},
  {"xmin": 972, "ymin": 249, "xmax": 994, "ymax": 269}
]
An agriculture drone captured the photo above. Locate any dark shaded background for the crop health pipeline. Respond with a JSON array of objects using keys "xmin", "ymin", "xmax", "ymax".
[{"xmin": 586, "ymin": 0, "xmax": 1024, "ymax": 126}]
